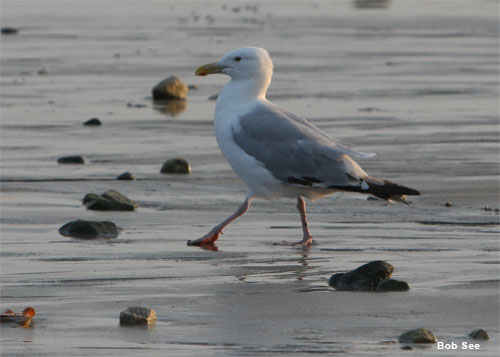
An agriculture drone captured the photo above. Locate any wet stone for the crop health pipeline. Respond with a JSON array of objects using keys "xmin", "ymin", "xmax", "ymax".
[
  {"xmin": 83, "ymin": 117, "xmax": 102, "ymax": 126},
  {"xmin": 57, "ymin": 155, "xmax": 84, "ymax": 164},
  {"xmin": 469, "ymin": 328, "xmax": 490, "ymax": 340},
  {"xmin": 83, "ymin": 189, "xmax": 138, "ymax": 211},
  {"xmin": 399, "ymin": 328, "xmax": 437, "ymax": 344},
  {"xmin": 59, "ymin": 220, "xmax": 118, "ymax": 239},
  {"xmin": 160, "ymin": 158, "xmax": 191, "ymax": 174},
  {"xmin": 376, "ymin": 279, "xmax": 410, "ymax": 292},
  {"xmin": 152, "ymin": 76, "xmax": 188, "ymax": 100},
  {"xmin": 328, "ymin": 260, "xmax": 393, "ymax": 291},
  {"xmin": 120, "ymin": 307, "xmax": 156, "ymax": 325},
  {"xmin": 117, "ymin": 172, "xmax": 135, "ymax": 180}
]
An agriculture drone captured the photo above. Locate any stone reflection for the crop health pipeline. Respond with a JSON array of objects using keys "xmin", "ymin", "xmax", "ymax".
[
  {"xmin": 353, "ymin": 0, "xmax": 391, "ymax": 9},
  {"xmin": 153, "ymin": 99, "xmax": 187, "ymax": 117}
]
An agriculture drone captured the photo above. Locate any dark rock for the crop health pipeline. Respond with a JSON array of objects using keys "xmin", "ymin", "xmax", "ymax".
[
  {"xmin": 83, "ymin": 189, "xmax": 138, "ymax": 211},
  {"xmin": 328, "ymin": 260, "xmax": 393, "ymax": 291},
  {"xmin": 152, "ymin": 76, "xmax": 188, "ymax": 100},
  {"xmin": 469, "ymin": 328, "xmax": 490, "ymax": 340},
  {"xmin": 444, "ymin": 201, "xmax": 453, "ymax": 207},
  {"xmin": 188, "ymin": 84, "xmax": 198, "ymax": 90},
  {"xmin": 208, "ymin": 93, "xmax": 219, "ymax": 100},
  {"xmin": 398, "ymin": 328, "xmax": 437, "ymax": 344},
  {"xmin": 119, "ymin": 307, "xmax": 156, "ymax": 325},
  {"xmin": 38, "ymin": 68, "xmax": 48, "ymax": 75},
  {"xmin": 57, "ymin": 155, "xmax": 85, "ymax": 164},
  {"xmin": 376, "ymin": 279, "xmax": 410, "ymax": 292},
  {"xmin": 59, "ymin": 220, "xmax": 118, "ymax": 239},
  {"xmin": 160, "ymin": 158, "xmax": 190, "ymax": 174},
  {"xmin": 400, "ymin": 345, "xmax": 413, "ymax": 350},
  {"xmin": 117, "ymin": 172, "xmax": 135, "ymax": 180},
  {"xmin": 83, "ymin": 117, "xmax": 102, "ymax": 126},
  {"xmin": 1, "ymin": 27, "xmax": 19, "ymax": 35}
]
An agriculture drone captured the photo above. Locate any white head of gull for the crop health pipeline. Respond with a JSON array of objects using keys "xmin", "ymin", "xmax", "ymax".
[{"xmin": 189, "ymin": 47, "xmax": 420, "ymax": 247}]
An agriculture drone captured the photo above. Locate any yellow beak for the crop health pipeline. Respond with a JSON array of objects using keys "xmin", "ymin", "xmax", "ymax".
[{"xmin": 195, "ymin": 63, "xmax": 226, "ymax": 76}]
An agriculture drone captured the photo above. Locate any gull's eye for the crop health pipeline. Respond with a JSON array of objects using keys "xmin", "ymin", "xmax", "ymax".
[{"xmin": 234, "ymin": 56, "xmax": 242, "ymax": 62}]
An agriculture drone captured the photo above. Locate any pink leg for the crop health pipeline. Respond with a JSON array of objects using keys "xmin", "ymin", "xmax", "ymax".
[
  {"xmin": 274, "ymin": 196, "xmax": 313, "ymax": 247},
  {"xmin": 188, "ymin": 196, "xmax": 252, "ymax": 246}
]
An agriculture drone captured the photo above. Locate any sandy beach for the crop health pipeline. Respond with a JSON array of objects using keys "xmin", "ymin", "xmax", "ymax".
[{"xmin": 1, "ymin": 1, "xmax": 499, "ymax": 355}]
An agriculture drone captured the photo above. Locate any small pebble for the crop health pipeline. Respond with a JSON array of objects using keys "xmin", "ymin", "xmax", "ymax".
[
  {"xmin": 328, "ymin": 260, "xmax": 393, "ymax": 291},
  {"xmin": 57, "ymin": 155, "xmax": 84, "ymax": 164},
  {"xmin": 83, "ymin": 117, "xmax": 102, "ymax": 126},
  {"xmin": 444, "ymin": 201, "xmax": 452, "ymax": 207},
  {"xmin": 59, "ymin": 220, "xmax": 119, "ymax": 239},
  {"xmin": 38, "ymin": 68, "xmax": 48, "ymax": 75},
  {"xmin": 469, "ymin": 328, "xmax": 490, "ymax": 340},
  {"xmin": 120, "ymin": 307, "xmax": 156, "ymax": 325},
  {"xmin": 398, "ymin": 328, "xmax": 437, "ymax": 344},
  {"xmin": 117, "ymin": 172, "xmax": 136, "ymax": 180},
  {"xmin": 161, "ymin": 158, "xmax": 191, "ymax": 174},
  {"xmin": 208, "ymin": 93, "xmax": 219, "ymax": 100},
  {"xmin": 84, "ymin": 189, "xmax": 137, "ymax": 211},
  {"xmin": 152, "ymin": 76, "xmax": 188, "ymax": 100},
  {"xmin": 188, "ymin": 84, "xmax": 198, "ymax": 90}
]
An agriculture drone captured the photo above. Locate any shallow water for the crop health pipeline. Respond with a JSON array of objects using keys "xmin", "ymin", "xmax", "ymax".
[{"xmin": 1, "ymin": 0, "xmax": 499, "ymax": 356}]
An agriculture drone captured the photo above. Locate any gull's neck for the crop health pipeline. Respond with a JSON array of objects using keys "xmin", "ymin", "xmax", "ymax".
[{"xmin": 216, "ymin": 75, "xmax": 271, "ymax": 113}]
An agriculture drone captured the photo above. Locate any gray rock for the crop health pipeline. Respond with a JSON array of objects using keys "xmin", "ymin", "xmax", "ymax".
[
  {"xmin": 398, "ymin": 328, "xmax": 437, "ymax": 344},
  {"xmin": 83, "ymin": 189, "xmax": 137, "ymax": 211},
  {"xmin": 152, "ymin": 76, "xmax": 188, "ymax": 100},
  {"xmin": 59, "ymin": 220, "xmax": 118, "ymax": 239},
  {"xmin": 119, "ymin": 307, "xmax": 156, "ymax": 325},
  {"xmin": 376, "ymin": 279, "xmax": 410, "ymax": 292},
  {"xmin": 469, "ymin": 328, "xmax": 490, "ymax": 340},
  {"xmin": 83, "ymin": 117, "xmax": 102, "ymax": 126},
  {"xmin": 57, "ymin": 155, "xmax": 84, "ymax": 164},
  {"xmin": 38, "ymin": 67, "xmax": 48, "ymax": 75},
  {"xmin": 117, "ymin": 172, "xmax": 135, "ymax": 180},
  {"xmin": 160, "ymin": 158, "xmax": 191, "ymax": 174},
  {"xmin": 328, "ymin": 260, "xmax": 393, "ymax": 291}
]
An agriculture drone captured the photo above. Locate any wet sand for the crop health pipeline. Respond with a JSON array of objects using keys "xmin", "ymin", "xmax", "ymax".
[{"xmin": 1, "ymin": 1, "xmax": 499, "ymax": 356}]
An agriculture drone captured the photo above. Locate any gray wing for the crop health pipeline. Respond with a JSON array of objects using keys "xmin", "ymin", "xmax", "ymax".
[{"xmin": 232, "ymin": 102, "xmax": 372, "ymax": 188}]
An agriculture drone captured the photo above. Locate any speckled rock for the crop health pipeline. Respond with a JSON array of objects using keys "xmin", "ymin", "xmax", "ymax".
[
  {"xmin": 376, "ymin": 279, "xmax": 410, "ymax": 292},
  {"xmin": 119, "ymin": 307, "xmax": 156, "ymax": 325},
  {"xmin": 469, "ymin": 328, "xmax": 490, "ymax": 340},
  {"xmin": 398, "ymin": 328, "xmax": 437, "ymax": 344},
  {"xmin": 59, "ymin": 220, "xmax": 118, "ymax": 239},
  {"xmin": 83, "ymin": 189, "xmax": 137, "ymax": 211},
  {"xmin": 117, "ymin": 172, "xmax": 135, "ymax": 180},
  {"xmin": 328, "ymin": 260, "xmax": 393, "ymax": 291},
  {"xmin": 57, "ymin": 155, "xmax": 84, "ymax": 164},
  {"xmin": 83, "ymin": 117, "xmax": 102, "ymax": 126},
  {"xmin": 152, "ymin": 76, "xmax": 188, "ymax": 100},
  {"xmin": 160, "ymin": 158, "xmax": 191, "ymax": 174}
]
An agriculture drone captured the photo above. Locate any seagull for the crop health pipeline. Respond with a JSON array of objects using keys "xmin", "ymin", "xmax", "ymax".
[{"xmin": 188, "ymin": 47, "xmax": 420, "ymax": 247}]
